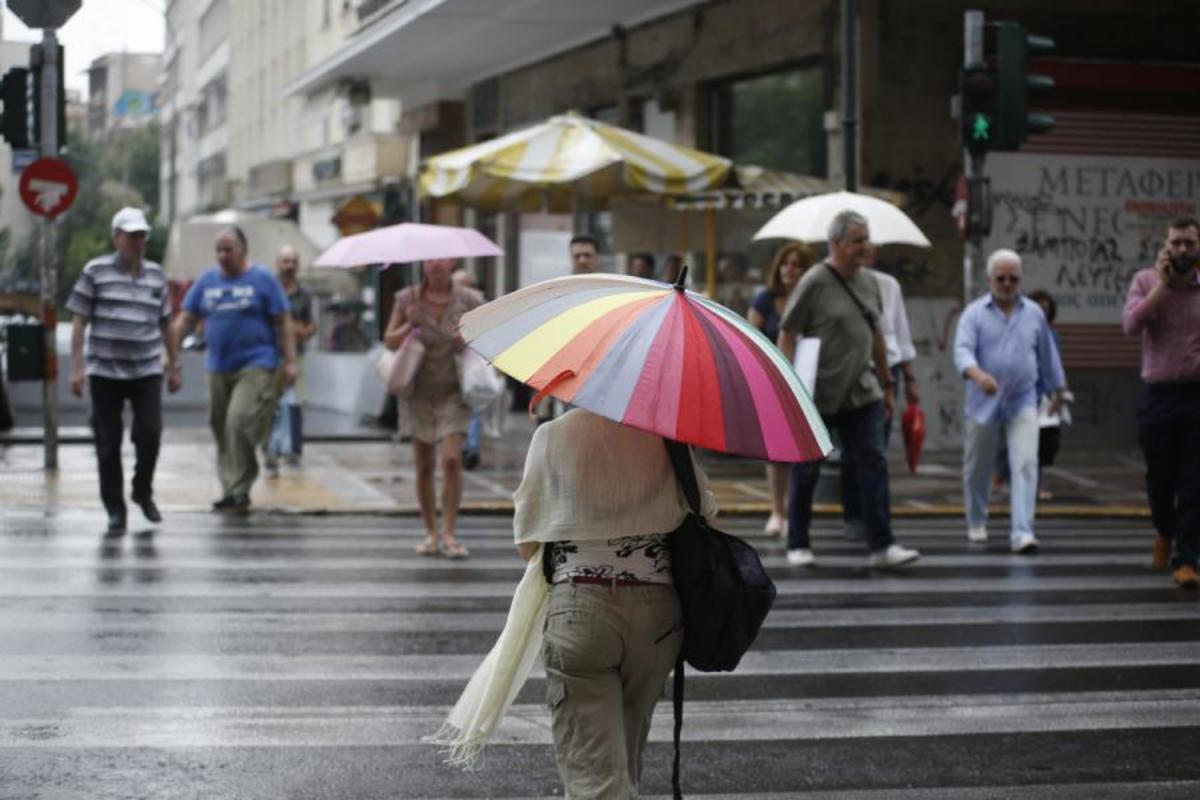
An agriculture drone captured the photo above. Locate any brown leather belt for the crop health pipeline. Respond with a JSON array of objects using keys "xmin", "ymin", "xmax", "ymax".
[{"xmin": 557, "ymin": 576, "xmax": 664, "ymax": 588}]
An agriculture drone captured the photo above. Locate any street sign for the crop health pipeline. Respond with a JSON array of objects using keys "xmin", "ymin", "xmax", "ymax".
[
  {"xmin": 18, "ymin": 156, "xmax": 77, "ymax": 218},
  {"xmin": 11, "ymin": 147, "xmax": 38, "ymax": 173},
  {"xmin": 7, "ymin": 0, "xmax": 81, "ymax": 29}
]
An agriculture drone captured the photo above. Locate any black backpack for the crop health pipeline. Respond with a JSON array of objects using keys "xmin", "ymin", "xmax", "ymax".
[{"xmin": 664, "ymin": 439, "xmax": 777, "ymax": 798}]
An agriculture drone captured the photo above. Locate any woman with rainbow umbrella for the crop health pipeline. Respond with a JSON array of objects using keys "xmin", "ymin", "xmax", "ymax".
[{"xmin": 429, "ymin": 267, "xmax": 831, "ymax": 795}]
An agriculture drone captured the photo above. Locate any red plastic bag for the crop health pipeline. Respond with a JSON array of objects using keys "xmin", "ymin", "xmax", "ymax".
[{"xmin": 902, "ymin": 403, "xmax": 926, "ymax": 473}]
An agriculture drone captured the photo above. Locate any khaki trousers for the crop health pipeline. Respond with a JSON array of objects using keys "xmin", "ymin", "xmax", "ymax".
[
  {"xmin": 207, "ymin": 367, "xmax": 279, "ymax": 498},
  {"xmin": 542, "ymin": 582, "xmax": 682, "ymax": 799}
]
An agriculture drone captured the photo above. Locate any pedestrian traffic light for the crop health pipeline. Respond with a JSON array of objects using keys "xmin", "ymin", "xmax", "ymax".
[
  {"xmin": 0, "ymin": 67, "xmax": 31, "ymax": 148},
  {"xmin": 960, "ymin": 64, "xmax": 996, "ymax": 157},
  {"xmin": 995, "ymin": 22, "xmax": 1055, "ymax": 149}
]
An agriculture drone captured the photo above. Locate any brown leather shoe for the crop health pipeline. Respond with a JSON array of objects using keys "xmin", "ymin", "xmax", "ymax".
[
  {"xmin": 1172, "ymin": 564, "xmax": 1198, "ymax": 588},
  {"xmin": 1152, "ymin": 535, "xmax": 1171, "ymax": 570}
]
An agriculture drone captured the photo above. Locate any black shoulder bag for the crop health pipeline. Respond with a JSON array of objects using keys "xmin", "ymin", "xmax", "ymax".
[{"xmin": 664, "ymin": 439, "xmax": 777, "ymax": 798}]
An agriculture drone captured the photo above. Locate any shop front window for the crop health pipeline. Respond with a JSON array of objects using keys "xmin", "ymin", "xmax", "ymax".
[{"xmin": 711, "ymin": 64, "xmax": 826, "ymax": 177}]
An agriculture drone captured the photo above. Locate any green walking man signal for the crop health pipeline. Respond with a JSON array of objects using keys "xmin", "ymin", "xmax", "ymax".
[
  {"xmin": 960, "ymin": 64, "xmax": 995, "ymax": 157},
  {"xmin": 971, "ymin": 113, "xmax": 991, "ymax": 143},
  {"xmin": 959, "ymin": 22, "xmax": 1056, "ymax": 157}
]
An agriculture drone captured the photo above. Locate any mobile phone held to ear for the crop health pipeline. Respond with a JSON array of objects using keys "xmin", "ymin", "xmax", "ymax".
[{"xmin": 1170, "ymin": 252, "xmax": 1198, "ymax": 274}]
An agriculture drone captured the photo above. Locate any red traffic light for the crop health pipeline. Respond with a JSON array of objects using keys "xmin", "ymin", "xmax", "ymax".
[{"xmin": 962, "ymin": 68, "xmax": 994, "ymax": 102}]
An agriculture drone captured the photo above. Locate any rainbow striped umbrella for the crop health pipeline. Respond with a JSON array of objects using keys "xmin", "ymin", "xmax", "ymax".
[{"xmin": 459, "ymin": 270, "xmax": 832, "ymax": 463}]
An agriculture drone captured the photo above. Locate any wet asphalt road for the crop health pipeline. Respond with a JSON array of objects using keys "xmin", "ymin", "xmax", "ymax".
[{"xmin": 1, "ymin": 509, "xmax": 1199, "ymax": 799}]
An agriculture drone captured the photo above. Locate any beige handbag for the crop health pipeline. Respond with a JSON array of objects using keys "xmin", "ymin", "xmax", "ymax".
[
  {"xmin": 376, "ymin": 328, "xmax": 425, "ymax": 398},
  {"xmin": 376, "ymin": 287, "xmax": 426, "ymax": 398}
]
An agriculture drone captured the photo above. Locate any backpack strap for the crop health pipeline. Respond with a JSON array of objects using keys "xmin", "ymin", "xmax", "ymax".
[
  {"xmin": 672, "ymin": 654, "xmax": 685, "ymax": 800},
  {"xmin": 540, "ymin": 541, "xmax": 556, "ymax": 584},
  {"xmin": 664, "ymin": 438, "xmax": 701, "ymax": 516},
  {"xmin": 824, "ymin": 262, "xmax": 877, "ymax": 333},
  {"xmin": 664, "ymin": 437, "xmax": 695, "ymax": 799}
]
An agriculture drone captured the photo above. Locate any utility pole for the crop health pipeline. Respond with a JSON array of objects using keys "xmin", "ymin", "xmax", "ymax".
[
  {"xmin": 962, "ymin": 10, "xmax": 985, "ymax": 305},
  {"xmin": 841, "ymin": 0, "xmax": 857, "ymax": 192},
  {"xmin": 8, "ymin": 0, "xmax": 81, "ymax": 469},
  {"xmin": 38, "ymin": 31, "xmax": 61, "ymax": 470}
]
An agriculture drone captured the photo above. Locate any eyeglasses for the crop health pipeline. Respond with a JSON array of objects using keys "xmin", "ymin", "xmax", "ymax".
[{"xmin": 993, "ymin": 275, "xmax": 1020, "ymax": 284}]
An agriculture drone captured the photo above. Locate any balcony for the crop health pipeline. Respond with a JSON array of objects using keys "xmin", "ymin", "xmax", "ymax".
[{"xmin": 293, "ymin": 133, "xmax": 411, "ymax": 198}]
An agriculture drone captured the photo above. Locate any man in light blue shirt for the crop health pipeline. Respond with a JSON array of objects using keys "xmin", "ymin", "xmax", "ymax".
[{"xmin": 954, "ymin": 249, "xmax": 1067, "ymax": 553}]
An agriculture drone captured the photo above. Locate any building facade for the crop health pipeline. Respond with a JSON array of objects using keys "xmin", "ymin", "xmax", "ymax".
[
  {"xmin": 226, "ymin": 0, "xmax": 407, "ymax": 250},
  {"xmin": 160, "ymin": 0, "xmax": 231, "ymax": 222},
  {"xmin": 86, "ymin": 52, "xmax": 161, "ymax": 139},
  {"xmin": 279, "ymin": 0, "xmax": 1200, "ymax": 446}
]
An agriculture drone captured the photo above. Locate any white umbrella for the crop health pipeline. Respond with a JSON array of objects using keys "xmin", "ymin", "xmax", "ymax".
[{"xmin": 752, "ymin": 190, "xmax": 931, "ymax": 247}]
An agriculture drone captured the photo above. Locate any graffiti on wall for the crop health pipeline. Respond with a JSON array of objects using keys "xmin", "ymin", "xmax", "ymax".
[
  {"xmin": 984, "ymin": 153, "xmax": 1200, "ymax": 323},
  {"xmin": 905, "ymin": 297, "xmax": 964, "ymax": 452}
]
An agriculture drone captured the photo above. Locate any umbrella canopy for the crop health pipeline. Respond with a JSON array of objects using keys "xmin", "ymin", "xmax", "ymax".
[
  {"xmin": 420, "ymin": 112, "xmax": 732, "ymax": 213},
  {"xmin": 315, "ymin": 222, "xmax": 503, "ymax": 268},
  {"xmin": 752, "ymin": 190, "xmax": 932, "ymax": 247},
  {"xmin": 460, "ymin": 271, "xmax": 832, "ymax": 463}
]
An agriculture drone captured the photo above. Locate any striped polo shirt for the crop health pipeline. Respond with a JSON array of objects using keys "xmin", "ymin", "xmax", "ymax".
[{"xmin": 66, "ymin": 254, "xmax": 171, "ymax": 380}]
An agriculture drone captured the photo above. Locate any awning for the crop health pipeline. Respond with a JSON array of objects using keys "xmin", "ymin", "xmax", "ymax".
[
  {"xmin": 667, "ymin": 166, "xmax": 905, "ymax": 210},
  {"xmin": 284, "ymin": 0, "xmax": 700, "ymax": 102}
]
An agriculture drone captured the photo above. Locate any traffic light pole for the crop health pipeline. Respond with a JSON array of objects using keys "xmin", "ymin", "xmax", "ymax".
[
  {"xmin": 841, "ymin": 0, "xmax": 857, "ymax": 192},
  {"xmin": 39, "ymin": 31, "xmax": 59, "ymax": 470},
  {"xmin": 962, "ymin": 10, "xmax": 985, "ymax": 306}
]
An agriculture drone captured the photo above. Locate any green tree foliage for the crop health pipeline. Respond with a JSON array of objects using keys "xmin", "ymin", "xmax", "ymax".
[{"xmin": 0, "ymin": 121, "xmax": 163, "ymax": 304}]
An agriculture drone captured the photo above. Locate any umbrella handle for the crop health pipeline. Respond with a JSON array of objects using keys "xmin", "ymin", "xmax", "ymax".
[
  {"xmin": 527, "ymin": 369, "xmax": 576, "ymax": 420},
  {"xmin": 673, "ymin": 264, "xmax": 689, "ymax": 292}
]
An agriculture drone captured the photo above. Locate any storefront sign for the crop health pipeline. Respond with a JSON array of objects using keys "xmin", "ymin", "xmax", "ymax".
[{"xmin": 331, "ymin": 195, "xmax": 379, "ymax": 236}]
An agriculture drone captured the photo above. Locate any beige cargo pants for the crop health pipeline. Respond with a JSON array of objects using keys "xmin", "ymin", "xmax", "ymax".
[
  {"xmin": 541, "ymin": 582, "xmax": 683, "ymax": 799},
  {"xmin": 207, "ymin": 367, "xmax": 279, "ymax": 499}
]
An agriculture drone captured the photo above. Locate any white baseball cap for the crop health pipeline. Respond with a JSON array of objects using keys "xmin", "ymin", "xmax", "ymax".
[{"xmin": 111, "ymin": 207, "xmax": 150, "ymax": 234}]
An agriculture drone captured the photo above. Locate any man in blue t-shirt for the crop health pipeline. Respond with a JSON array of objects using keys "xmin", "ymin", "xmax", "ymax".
[{"xmin": 170, "ymin": 226, "xmax": 297, "ymax": 512}]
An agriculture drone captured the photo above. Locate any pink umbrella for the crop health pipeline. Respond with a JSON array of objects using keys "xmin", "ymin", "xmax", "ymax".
[{"xmin": 314, "ymin": 222, "xmax": 503, "ymax": 268}]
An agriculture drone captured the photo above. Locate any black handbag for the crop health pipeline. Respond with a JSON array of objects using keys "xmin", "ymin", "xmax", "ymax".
[{"xmin": 664, "ymin": 439, "xmax": 776, "ymax": 798}]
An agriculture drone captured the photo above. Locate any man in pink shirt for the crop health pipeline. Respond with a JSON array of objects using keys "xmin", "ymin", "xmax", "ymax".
[{"xmin": 1122, "ymin": 215, "xmax": 1200, "ymax": 588}]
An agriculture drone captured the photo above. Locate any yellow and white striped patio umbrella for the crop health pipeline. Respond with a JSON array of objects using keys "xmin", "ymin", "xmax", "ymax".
[{"xmin": 419, "ymin": 112, "xmax": 732, "ymax": 212}]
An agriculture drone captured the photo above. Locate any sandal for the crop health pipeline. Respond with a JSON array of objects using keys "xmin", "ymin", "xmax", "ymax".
[
  {"xmin": 440, "ymin": 537, "xmax": 470, "ymax": 559},
  {"xmin": 415, "ymin": 534, "xmax": 439, "ymax": 556}
]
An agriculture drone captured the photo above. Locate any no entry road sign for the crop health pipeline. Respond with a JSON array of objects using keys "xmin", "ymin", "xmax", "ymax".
[{"xmin": 19, "ymin": 156, "xmax": 78, "ymax": 219}]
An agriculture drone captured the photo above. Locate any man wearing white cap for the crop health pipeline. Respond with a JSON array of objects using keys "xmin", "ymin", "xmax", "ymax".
[{"xmin": 67, "ymin": 207, "xmax": 181, "ymax": 534}]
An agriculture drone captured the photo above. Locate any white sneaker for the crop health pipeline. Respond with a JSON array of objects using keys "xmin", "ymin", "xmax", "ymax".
[
  {"xmin": 868, "ymin": 544, "xmax": 921, "ymax": 569},
  {"xmin": 1012, "ymin": 534, "xmax": 1039, "ymax": 554},
  {"xmin": 765, "ymin": 512, "xmax": 784, "ymax": 538},
  {"xmin": 967, "ymin": 526, "xmax": 988, "ymax": 543},
  {"xmin": 786, "ymin": 548, "xmax": 815, "ymax": 566}
]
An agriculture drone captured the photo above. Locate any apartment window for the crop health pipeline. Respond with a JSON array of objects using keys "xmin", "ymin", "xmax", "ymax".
[
  {"xmin": 198, "ymin": 0, "xmax": 229, "ymax": 62},
  {"xmin": 471, "ymin": 78, "xmax": 499, "ymax": 138},
  {"xmin": 710, "ymin": 63, "xmax": 826, "ymax": 176}
]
